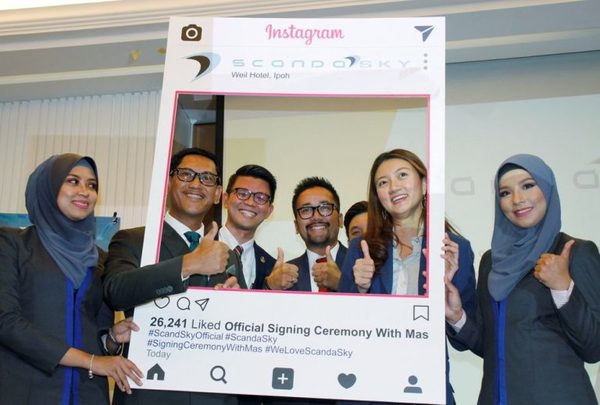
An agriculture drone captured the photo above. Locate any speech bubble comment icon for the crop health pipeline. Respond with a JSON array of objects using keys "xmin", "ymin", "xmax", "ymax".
[{"xmin": 177, "ymin": 297, "xmax": 191, "ymax": 311}]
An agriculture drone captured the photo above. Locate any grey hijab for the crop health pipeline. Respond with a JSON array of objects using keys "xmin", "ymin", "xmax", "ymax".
[
  {"xmin": 488, "ymin": 154, "xmax": 561, "ymax": 301},
  {"xmin": 25, "ymin": 153, "xmax": 99, "ymax": 288}
]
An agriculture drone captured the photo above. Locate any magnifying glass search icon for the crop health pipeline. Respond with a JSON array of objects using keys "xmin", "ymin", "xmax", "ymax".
[{"xmin": 210, "ymin": 365, "xmax": 227, "ymax": 384}]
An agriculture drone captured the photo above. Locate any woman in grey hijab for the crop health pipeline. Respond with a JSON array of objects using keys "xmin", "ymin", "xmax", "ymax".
[
  {"xmin": 0, "ymin": 153, "xmax": 143, "ymax": 404},
  {"xmin": 445, "ymin": 154, "xmax": 600, "ymax": 405}
]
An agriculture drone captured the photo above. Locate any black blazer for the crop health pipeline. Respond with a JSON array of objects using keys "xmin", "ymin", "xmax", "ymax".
[
  {"xmin": 104, "ymin": 221, "xmax": 241, "ymax": 405},
  {"xmin": 449, "ymin": 232, "xmax": 600, "ymax": 405},
  {"xmin": 0, "ymin": 226, "xmax": 111, "ymax": 405}
]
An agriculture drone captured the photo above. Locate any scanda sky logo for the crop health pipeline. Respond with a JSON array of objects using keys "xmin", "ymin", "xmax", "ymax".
[
  {"xmin": 186, "ymin": 53, "xmax": 221, "ymax": 79},
  {"xmin": 231, "ymin": 55, "xmax": 413, "ymax": 69}
]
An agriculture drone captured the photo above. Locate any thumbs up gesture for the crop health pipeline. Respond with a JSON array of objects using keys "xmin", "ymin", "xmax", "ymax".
[
  {"xmin": 353, "ymin": 240, "xmax": 375, "ymax": 293},
  {"xmin": 312, "ymin": 245, "xmax": 341, "ymax": 291},
  {"xmin": 265, "ymin": 248, "xmax": 299, "ymax": 290},
  {"xmin": 182, "ymin": 221, "xmax": 230, "ymax": 278},
  {"xmin": 534, "ymin": 239, "xmax": 574, "ymax": 290}
]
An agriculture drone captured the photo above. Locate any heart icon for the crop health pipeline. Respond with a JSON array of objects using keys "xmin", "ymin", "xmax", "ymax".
[
  {"xmin": 337, "ymin": 373, "xmax": 356, "ymax": 389},
  {"xmin": 154, "ymin": 296, "xmax": 170, "ymax": 309}
]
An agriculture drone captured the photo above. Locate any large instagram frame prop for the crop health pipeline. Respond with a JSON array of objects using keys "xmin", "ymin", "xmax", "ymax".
[{"xmin": 129, "ymin": 17, "xmax": 446, "ymax": 403}]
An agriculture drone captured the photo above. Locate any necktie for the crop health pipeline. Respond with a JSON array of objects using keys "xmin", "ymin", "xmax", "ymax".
[
  {"xmin": 184, "ymin": 231, "xmax": 201, "ymax": 251},
  {"xmin": 233, "ymin": 245, "xmax": 244, "ymax": 258},
  {"xmin": 316, "ymin": 257, "xmax": 330, "ymax": 292}
]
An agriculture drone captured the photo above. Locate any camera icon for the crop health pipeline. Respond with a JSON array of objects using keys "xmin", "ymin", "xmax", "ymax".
[{"xmin": 181, "ymin": 24, "xmax": 202, "ymax": 41}]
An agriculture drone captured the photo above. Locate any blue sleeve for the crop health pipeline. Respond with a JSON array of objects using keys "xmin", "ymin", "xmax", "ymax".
[
  {"xmin": 338, "ymin": 238, "xmax": 363, "ymax": 293},
  {"xmin": 450, "ymin": 233, "xmax": 477, "ymax": 319},
  {"xmin": 447, "ymin": 233, "xmax": 477, "ymax": 352}
]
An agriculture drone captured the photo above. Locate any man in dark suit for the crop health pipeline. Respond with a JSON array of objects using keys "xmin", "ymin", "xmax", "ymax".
[
  {"xmin": 219, "ymin": 164, "xmax": 277, "ymax": 290},
  {"xmin": 266, "ymin": 177, "xmax": 346, "ymax": 293},
  {"xmin": 104, "ymin": 147, "xmax": 241, "ymax": 405},
  {"xmin": 263, "ymin": 176, "xmax": 345, "ymax": 405}
]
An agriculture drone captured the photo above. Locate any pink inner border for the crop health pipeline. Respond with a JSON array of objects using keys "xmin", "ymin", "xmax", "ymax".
[{"xmin": 157, "ymin": 90, "xmax": 433, "ymax": 299}]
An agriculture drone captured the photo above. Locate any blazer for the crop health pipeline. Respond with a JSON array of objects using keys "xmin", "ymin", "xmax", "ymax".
[
  {"xmin": 287, "ymin": 244, "xmax": 348, "ymax": 292},
  {"xmin": 0, "ymin": 226, "xmax": 111, "ymax": 405},
  {"xmin": 251, "ymin": 242, "xmax": 276, "ymax": 290},
  {"xmin": 448, "ymin": 233, "xmax": 600, "ymax": 405},
  {"xmin": 104, "ymin": 221, "xmax": 241, "ymax": 405},
  {"xmin": 338, "ymin": 232, "xmax": 476, "ymax": 405}
]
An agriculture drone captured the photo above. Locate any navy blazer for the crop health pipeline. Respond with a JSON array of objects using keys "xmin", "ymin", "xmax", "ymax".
[
  {"xmin": 252, "ymin": 242, "xmax": 276, "ymax": 289},
  {"xmin": 287, "ymin": 244, "xmax": 348, "ymax": 292},
  {"xmin": 338, "ymin": 232, "xmax": 476, "ymax": 405}
]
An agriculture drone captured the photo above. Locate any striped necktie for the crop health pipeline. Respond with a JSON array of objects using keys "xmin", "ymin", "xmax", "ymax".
[
  {"xmin": 233, "ymin": 245, "xmax": 243, "ymax": 258},
  {"xmin": 184, "ymin": 231, "xmax": 201, "ymax": 251}
]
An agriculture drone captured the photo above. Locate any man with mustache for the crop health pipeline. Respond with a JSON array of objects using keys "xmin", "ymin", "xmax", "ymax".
[
  {"xmin": 266, "ymin": 177, "xmax": 346, "ymax": 293},
  {"xmin": 104, "ymin": 147, "xmax": 242, "ymax": 405}
]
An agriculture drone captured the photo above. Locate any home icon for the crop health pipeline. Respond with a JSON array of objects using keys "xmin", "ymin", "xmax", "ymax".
[{"xmin": 147, "ymin": 363, "xmax": 165, "ymax": 381}]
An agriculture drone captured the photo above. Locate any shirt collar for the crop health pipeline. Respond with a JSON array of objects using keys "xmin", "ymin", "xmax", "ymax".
[
  {"xmin": 219, "ymin": 225, "xmax": 255, "ymax": 252},
  {"xmin": 164, "ymin": 211, "xmax": 204, "ymax": 242}
]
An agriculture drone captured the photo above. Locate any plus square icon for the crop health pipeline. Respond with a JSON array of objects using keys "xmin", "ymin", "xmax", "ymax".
[{"xmin": 272, "ymin": 367, "xmax": 294, "ymax": 390}]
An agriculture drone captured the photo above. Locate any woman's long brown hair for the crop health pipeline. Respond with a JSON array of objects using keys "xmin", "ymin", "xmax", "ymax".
[{"xmin": 365, "ymin": 149, "xmax": 458, "ymax": 272}]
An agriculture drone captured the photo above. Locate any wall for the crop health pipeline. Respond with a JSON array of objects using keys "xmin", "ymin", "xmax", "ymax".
[{"xmin": 0, "ymin": 91, "xmax": 160, "ymax": 229}]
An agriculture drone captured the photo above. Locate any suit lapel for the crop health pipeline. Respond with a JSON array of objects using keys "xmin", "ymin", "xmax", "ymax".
[
  {"xmin": 160, "ymin": 222, "xmax": 189, "ymax": 260},
  {"xmin": 297, "ymin": 253, "xmax": 312, "ymax": 291}
]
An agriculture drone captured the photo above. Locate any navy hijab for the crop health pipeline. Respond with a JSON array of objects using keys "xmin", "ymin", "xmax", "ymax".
[
  {"xmin": 25, "ymin": 153, "xmax": 99, "ymax": 288},
  {"xmin": 488, "ymin": 154, "xmax": 561, "ymax": 301}
]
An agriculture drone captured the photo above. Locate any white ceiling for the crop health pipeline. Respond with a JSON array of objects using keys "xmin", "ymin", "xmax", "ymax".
[{"xmin": 1, "ymin": 0, "xmax": 599, "ymax": 102}]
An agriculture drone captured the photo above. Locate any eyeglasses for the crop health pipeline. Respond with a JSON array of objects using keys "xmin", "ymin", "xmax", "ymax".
[
  {"xmin": 170, "ymin": 168, "xmax": 220, "ymax": 186},
  {"xmin": 295, "ymin": 203, "xmax": 337, "ymax": 219},
  {"xmin": 231, "ymin": 187, "xmax": 271, "ymax": 205}
]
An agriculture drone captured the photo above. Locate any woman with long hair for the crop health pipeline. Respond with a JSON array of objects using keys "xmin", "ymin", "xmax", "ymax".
[{"xmin": 338, "ymin": 148, "xmax": 476, "ymax": 404}]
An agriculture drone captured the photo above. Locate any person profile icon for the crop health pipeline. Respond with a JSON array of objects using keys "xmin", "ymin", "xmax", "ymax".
[{"xmin": 403, "ymin": 375, "xmax": 423, "ymax": 394}]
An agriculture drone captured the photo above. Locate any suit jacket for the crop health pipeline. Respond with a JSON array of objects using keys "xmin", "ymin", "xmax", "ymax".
[
  {"xmin": 215, "ymin": 229, "xmax": 274, "ymax": 290},
  {"xmin": 448, "ymin": 233, "xmax": 600, "ymax": 405},
  {"xmin": 287, "ymin": 244, "xmax": 348, "ymax": 292},
  {"xmin": 0, "ymin": 226, "xmax": 111, "ymax": 405},
  {"xmin": 338, "ymin": 232, "xmax": 476, "ymax": 405},
  {"xmin": 251, "ymin": 242, "xmax": 276, "ymax": 290},
  {"xmin": 104, "ymin": 221, "xmax": 241, "ymax": 405}
]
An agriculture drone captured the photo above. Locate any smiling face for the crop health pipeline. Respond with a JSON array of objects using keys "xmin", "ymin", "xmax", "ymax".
[
  {"xmin": 168, "ymin": 154, "xmax": 222, "ymax": 230},
  {"xmin": 374, "ymin": 158, "xmax": 426, "ymax": 226},
  {"xmin": 498, "ymin": 168, "xmax": 547, "ymax": 228},
  {"xmin": 56, "ymin": 165, "xmax": 98, "ymax": 221},
  {"xmin": 294, "ymin": 186, "xmax": 342, "ymax": 252},
  {"xmin": 223, "ymin": 175, "xmax": 273, "ymax": 235},
  {"xmin": 347, "ymin": 212, "xmax": 368, "ymax": 241}
]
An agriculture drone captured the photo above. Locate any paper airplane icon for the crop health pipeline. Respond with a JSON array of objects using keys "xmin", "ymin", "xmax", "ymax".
[
  {"xmin": 414, "ymin": 26, "xmax": 434, "ymax": 42},
  {"xmin": 195, "ymin": 298, "xmax": 209, "ymax": 311}
]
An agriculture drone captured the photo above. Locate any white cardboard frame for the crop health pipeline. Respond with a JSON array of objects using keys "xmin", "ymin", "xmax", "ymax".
[{"xmin": 130, "ymin": 17, "xmax": 446, "ymax": 403}]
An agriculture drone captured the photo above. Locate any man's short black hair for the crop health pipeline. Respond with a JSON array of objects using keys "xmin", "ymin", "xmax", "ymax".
[
  {"xmin": 226, "ymin": 164, "xmax": 277, "ymax": 202},
  {"xmin": 169, "ymin": 147, "xmax": 220, "ymax": 183},
  {"xmin": 344, "ymin": 200, "xmax": 368, "ymax": 239},
  {"xmin": 291, "ymin": 176, "xmax": 340, "ymax": 215}
]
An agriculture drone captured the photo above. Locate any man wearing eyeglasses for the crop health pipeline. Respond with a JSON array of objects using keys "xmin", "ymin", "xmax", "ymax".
[
  {"xmin": 265, "ymin": 177, "xmax": 346, "ymax": 293},
  {"xmin": 219, "ymin": 164, "xmax": 277, "ymax": 290},
  {"xmin": 104, "ymin": 147, "xmax": 242, "ymax": 405}
]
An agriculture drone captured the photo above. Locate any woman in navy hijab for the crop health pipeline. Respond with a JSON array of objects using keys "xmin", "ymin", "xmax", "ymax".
[
  {"xmin": 446, "ymin": 154, "xmax": 600, "ymax": 404},
  {"xmin": 0, "ymin": 153, "xmax": 143, "ymax": 404}
]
